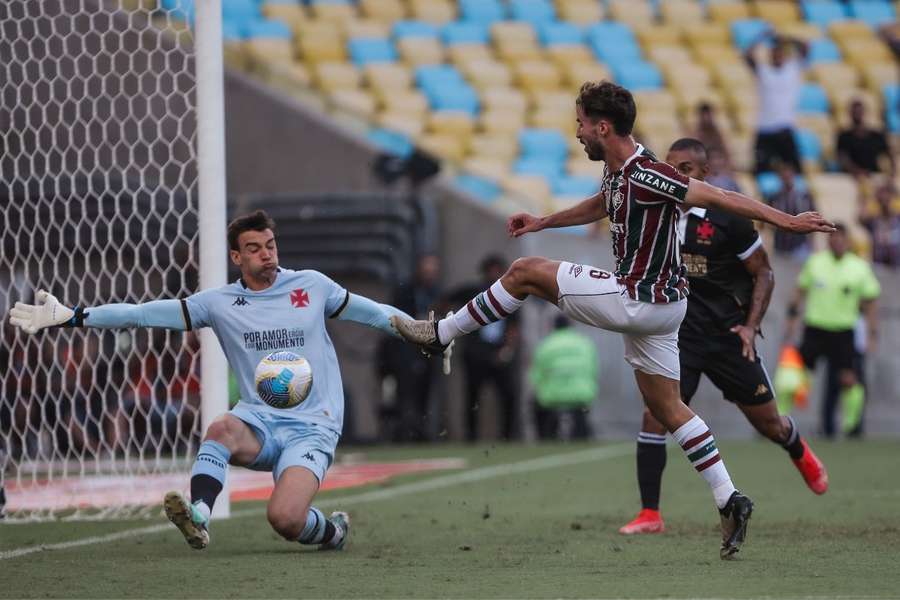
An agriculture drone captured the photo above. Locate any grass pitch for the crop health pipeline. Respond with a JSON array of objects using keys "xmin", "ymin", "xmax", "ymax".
[{"xmin": 1, "ymin": 440, "xmax": 898, "ymax": 599}]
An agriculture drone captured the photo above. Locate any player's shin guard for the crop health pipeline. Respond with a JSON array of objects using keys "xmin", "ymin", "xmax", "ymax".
[
  {"xmin": 672, "ymin": 416, "xmax": 736, "ymax": 509},
  {"xmin": 190, "ymin": 440, "xmax": 231, "ymax": 516},
  {"xmin": 437, "ymin": 280, "xmax": 524, "ymax": 344},
  {"xmin": 636, "ymin": 432, "xmax": 667, "ymax": 510},
  {"xmin": 298, "ymin": 507, "xmax": 343, "ymax": 547}
]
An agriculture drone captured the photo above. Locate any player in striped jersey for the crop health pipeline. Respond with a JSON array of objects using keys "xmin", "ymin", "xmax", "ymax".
[{"xmin": 392, "ymin": 81, "xmax": 835, "ymax": 559}]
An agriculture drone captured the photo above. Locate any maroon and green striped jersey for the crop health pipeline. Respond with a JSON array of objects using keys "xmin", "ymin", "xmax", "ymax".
[{"xmin": 601, "ymin": 144, "xmax": 690, "ymax": 303}]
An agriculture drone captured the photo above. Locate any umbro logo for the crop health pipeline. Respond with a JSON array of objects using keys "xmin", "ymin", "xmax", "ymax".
[
  {"xmin": 232, "ymin": 297, "xmax": 250, "ymax": 307},
  {"xmin": 302, "ymin": 452, "xmax": 315, "ymax": 462},
  {"xmin": 754, "ymin": 384, "xmax": 769, "ymax": 397}
]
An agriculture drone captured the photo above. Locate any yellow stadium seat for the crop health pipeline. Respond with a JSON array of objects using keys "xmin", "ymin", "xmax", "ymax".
[
  {"xmin": 633, "ymin": 90, "xmax": 678, "ymax": 115},
  {"xmin": 861, "ymin": 63, "xmax": 899, "ymax": 95},
  {"xmin": 841, "ymin": 39, "xmax": 894, "ymax": 68},
  {"xmin": 463, "ymin": 156, "xmax": 511, "ymax": 181},
  {"xmin": 502, "ymin": 174, "xmax": 552, "ymax": 208},
  {"xmin": 661, "ymin": 62, "xmax": 712, "ymax": 89},
  {"xmin": 531, "ymin": 90, "xmax": 574, "ymax": 113},
  {"xmin": 809, "ymin": 63, "xmax": 859, "ymax": 90},
  {"xmin": 480, "ymin": 87, "xmax": 528, "ymax": 115},
  {"xmin": 828, "ymin": 20, "xmax": 875, "ymax": 43},
  {"xmin": 559, "ymin": 61, "xmax": 613, "ymax": 92},
  {"xmin": 310, "ymin": 2, "xmax": 357, "ymax": 23},
  {"xmin": 556, "ymin": 0, "xmax": 605, "ymax": 24},
  {"xmin": 364, "ymin": 63, "xmax": 413, "ymax": 94},
  {"xmin": 468, "ymin": 134, "xmax": 519, "ymax": 161},
  {"xmin": 658, "ymin": 0, "xmax": 705, "ymax": 25},
  {"xmin": 417, "ymin": 133, "xmax": 467, "ymax": 161},
  {"xmin": 359, "ymin": 0, "xmax": 406, "ymax": 22},
  {"xmin": 479, "ymin": 110, "xmax": 527, "ymax": 135},
  {"xmin": 546, "ymin": 45, "xmax": 595, "ymax": 69},
  {"xmin": 377, "ymin": 111, "xmax": 424, "ymax": 137},
  {"xmin": 633, "ymin": 24, "xmax": 684, "ymax": 48},
  {"xmin": 496, "ymin": 40, "xmax": 544, "ymax": 62},
  {"xmin": 379, "ymin": 90, "xmax": 429, "ymax": 115},
  {"xmin": 776, "ymin": 22, "xmax": 823, "ymax": 42},
  {"xmin": 244, "ymin": 38, "xmax": 294, "ymax": 66},
  {"xmin": 312, "ymin": 62, "xmax": 361, "ymax": 92},
  {"xmin": 711, "ymin": 61, "xmax": 755, "ymax": 90},
  {"xmin": 513, "ymin": 59, "xmax": 563, "ymax": 92},
  {"xmin": 734, "ymin": 173, "xmax": 759, "ymax": 199},
  {"xmin": 727, "ymin": 134, "xmax": 755, "ymax": 173},
  {"xmin": 342, "ymin": 19, "xmax": 390, "ymax": 39},
  {"xmin": 427, "ymin": 111, "xmax": 476, "ymax": 140},
  {"xmin": 751, "ymin": 0, "xmax": 799, "ymax": 24},
  {"xmin": 730, "ymin": 107, "xmax": 757, "ymax": 135},
  {"xmin": 797, "ymin": 113, "xmax": 836, "ymax": 163},
  {"xmin": 296, "ymin": 34, "xmax": 346, "ymax": 64},
  {"xmin": 491, "ymin": 21, "xmax": 537, "ymax": 45},
  {"xmin": 407, "ymin": 0, "xmax": 457, "ymax": 24},
  {"xmin": 707, "ymin": 1, "xmax": 750, "ymax": 22},
  {"xmin": 608, "ymin": 0, "xmax": 654, "ymax": 27},
  {"xmin": 329, "ymin": 89, "xmax": 377, "ymax": 118},
  {"xmin": 673, "ymin": 87, "xmax": 725, "ymax": 118},
  {"xmin": 461, "ymin": 60, "xmax": 514, "ymax": 89},
  {"xmin": 684, "ymin": 23, "xmax": 731, "ymax": 47},
  {"xmin": 447, "ymin": 44, "xmax": 495, "ymax": 65},
  {"xmin": 809, "ymin": 173, "xmax": 864, "ymax": 238},
  {"xmin": 261, "ymin": 3, "xmax": 307, "ymax": 28},
  {"xmin": 265, "ymin": 61, "xmax": 312, "ymax": 88},
  {"xmin": 529, "ymin": 108, "xmax": 574, "ymax": 134},
  {"xmin": 397, "ymin": 37, "xmax": 445, "ymax": 66},
  {"xmin": 293, "ymin": 19, "xmax": 340, "ymax": 37},
  {"xmin": 648, "ymin": 45, "xmax": 696, "ymax": 67},
  {"xmin": 692, "ymin": 44, "xmax": 742, "ymax": 68},
  {"xmin": 567, "ymin": 156, "xmax": 601, "ymax": 177}
]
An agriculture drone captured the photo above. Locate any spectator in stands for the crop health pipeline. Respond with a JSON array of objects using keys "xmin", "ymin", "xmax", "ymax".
[
  {"xmin": 859, "ymin": 179, "xmax": 900, "ymax": 267},
  {"xmin": 836, "ymin": 100, "xmax": 895, "ymax": 179},
  {"xmin": 446, "ymin": 254, "xmax": 520, "ymax": 442},
  {"xmin": 705, "ymin": 148, "xmax": 742, "ymax": 193},
  {"xmin": 529, "ymin": 316, "xmax": 597, "ymax": 441},
  {"xmin": 767, "ymin": 164, "xmax": 816, "ymax": 259},
  {"xmin": 744, "ymin": 29, "xmax": 808, "ymax": 173},
  {"xmin": 378, "ymin": 254, "xmax": 443, "ymax": 442},
  {"xmin": 692, "ymin": 102, "xmax": 731, "ymax": 167}
]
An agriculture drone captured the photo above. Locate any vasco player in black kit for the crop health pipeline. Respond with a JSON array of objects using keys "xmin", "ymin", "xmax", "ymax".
[{"xmin": 620, "ymin": 138, "xmax": 829, "ymax": 535}]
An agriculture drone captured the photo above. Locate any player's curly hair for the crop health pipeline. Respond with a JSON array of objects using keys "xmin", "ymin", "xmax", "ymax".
[
  {"xmin": 227, "ymin": 210, "xmax": 276, "ymax": 250},
  {"xmin": 576, "ymin": 81, "xmax": 636, "ymax": 136}
]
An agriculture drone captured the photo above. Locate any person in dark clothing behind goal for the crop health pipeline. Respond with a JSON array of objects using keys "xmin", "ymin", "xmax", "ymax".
[{"xmin": 620, "ymin": 138, "xmax": 829, "ymax": 536}]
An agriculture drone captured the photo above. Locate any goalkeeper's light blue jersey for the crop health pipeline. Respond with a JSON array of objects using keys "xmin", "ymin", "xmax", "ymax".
[{"xmin": 185, "ymin": 268, "xmax": 349, "ymax": 434}]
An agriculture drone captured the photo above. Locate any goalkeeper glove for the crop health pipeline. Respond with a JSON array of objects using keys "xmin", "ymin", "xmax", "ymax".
[{"xmin": 8, "ymin": 290, "xmax": 79, "ymax": 333}]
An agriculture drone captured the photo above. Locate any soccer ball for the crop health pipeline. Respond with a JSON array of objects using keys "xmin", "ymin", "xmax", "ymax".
[{"xmin": 254, "ymin": 351, "xmax": 313, "ymax": 409}]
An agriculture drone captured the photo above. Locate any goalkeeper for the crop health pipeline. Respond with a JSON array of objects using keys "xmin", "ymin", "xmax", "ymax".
[{"xmin": 8, "ymin": 210, "xmax": 445, "ymax": 552}]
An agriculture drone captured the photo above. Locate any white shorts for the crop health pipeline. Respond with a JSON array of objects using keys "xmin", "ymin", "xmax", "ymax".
[{"xmin": 556, "ymin": 261, "xmax": 687, "ymax": 380}]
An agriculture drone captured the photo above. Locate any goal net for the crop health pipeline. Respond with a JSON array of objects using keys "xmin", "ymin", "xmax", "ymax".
[{"xmin": 0, "ymin": 0, "xmax": 209, "ymax": 521}]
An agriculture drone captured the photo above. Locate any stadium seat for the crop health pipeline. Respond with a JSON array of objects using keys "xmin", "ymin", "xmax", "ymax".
[
  {"xmin": 397, "ymin": 37, "xmax": 445, "ymax": 65},
  {"xmin": 368, "ymin": 127, "xmax": 414, "ymax": 157},
  {"xmin": 538, "ymin": 22, "xmax": 583, "ymax": 46},
  {"xmin": 777, "ymin": 22, "xmax": 826, "ymax": 43},
  {"xmin": 545, "ymin": 44, "xmax": 595, "ymax": 69},
  {"xmin": 801, "ymin": 1, "xmax": 848, "ymax": 28},
  {"xmin": 586, "ymin": 21, "xmax": 637, "ymax": 47},
  {"xmin": 634, "ymin": 24, "xmax": 684, "ymax": 47},
  {"xmin": 684, "ymin": 23, "xmax": 732, "ymax": 47},
  {"xmin": 810, "ymin": 62, "xmax": 859, "ymax": 90},
  {"xmin": 408, "ymin": 0, "xmax": 457, "ymax": 24},
  {"xmin": 840, "ymin": 39, "xmax": 895, "ymax": 68},
  {"xmin": 456, "ymin": 173, "xmax": 502, "ymax": 203},
  {"xmin": 795, "ymin": 128, "xmax": 823, "ymax": 164},
  {"xmin": 608, "ymin": 0, "xmax": 655, "ymax": 27},
  {"xmin": 377, "ymin": 111, "xmax": 424, "ymax": 137},
  {"xmin": 222, "ymin": 0, "xmax": 260, "ymax": 22},
  {"xmin": 509, "ymin": 0, "xmax": 556, "ymax": 25},
  {"xmin": 692, "ymin": 43, "xmax": 742, "ymax": 68},
  {"xmin": 310, "ymin": 1, "xmax": 357, "ymax": 24},
  {"xmin": 503, "ymin": 173, "xmax": 552, "ymax": 208},
  {"xmin": 828, "ymin": 20, "xmax": 875, "ymax": 43},
  {"xmin": 731, "ymin": 19, "xmax": 771, "ymax": 51},
  {"xmin": 416, "ymin": 64, "xmax": 465, "ymax": 89},
  {"xmin": 296, "ymin": 33, "xmax": 346, "ymax": 64},
  {"xmin": 848, "ymin": 1, "xmax": 897, "ymax": 28},
  {"xmin": 462, "ymin": 60, "xmax": 514, "ymax": 89},
  {"xmin": 708, "ymin": 1, "xmax": 751, "ymax": 22},
  {"xmin": 261, "ymin": 2, "xmax": 307, "ymax": 28},
  {"xmin": 752, "ymin": 0, "xmax": 799, "ymax": 24},
  {"xmin": 393, "ymin": 20, "xmax": 439, "ymax": 39},
  {"xmin": 313, "ymin": 62, "xmax": 361, "ymax": 92},
  {"xmin": 479, "ymin": 110, "xmax": 527, "ymax": 135},
  {"xmin": 458, "ymin": 0, "xmax": 506, "ymax": 24},
  {"xmin": 529, "ymin": 107, "xmax": 575, "ymax": 133},
  {"xmin": 418, "ymin": 132, "xmax": 467, "ymax": 161},
  {"xmin": 330, "ymin": 89, "xmax": 377, "ymax": 118},
  {"xmin": 612, "ymin": 61, "xmax": 663, "ymax": 91},
  {"xmin": 798, "ymin": 83, "xmax": 830, "ymax": 114},
  {"xmin": 861, "ymin": 63, "xmax": 899, "ymax": 97},
  {"xmin": 447, "ymin": 43, "xmax": 493, "ymax": 64},
  {"xmin": 491, "ymin": 21, "xmax": 537, "ymax": 45},
  {"xmin": 559, "ymin": 61, "xmax": 613, "ymax": 91},
  {"xmin": 468, "ymin": 134, "xmax": 519, "ymax": 160},
  {"xmin": 380, "ymin": 90, "xmax": 430, "ymax": 115},
  {"xmin": 658, "ymin": 0, "xmax": 705, "ymax": 25},
  {"xmin": 365, "ymin": 63, "xmax": 412, "ymax": 93},
  {"xmin": 428, "ymin": 110, "xmax": 475, "ymax": 139},
  {"xmin": 462, "ymin": 155, "xmax": 512, "ymax": 181},
  {"xmin": 808, "ymin": 38, "xmax": 842, "ymax": 63},
  {"xmin": 512, "ymin": 59, "xmax": 563, "ymax": 92},
  {"xmin": 552, "ymin": 175, "xmax": 599, "ymax": 197},
  {"xmin": 359, "ymin": 0, "xmax": 406, "ymax": 22},
  {"xmin": 442, "ymin": 22, "xmax": 489, "ymax": 45},
  {"xmin": 556, "ymin": 0, "xmax": 605, "ymax": 24},
  {"xmin": 343, "ymin": 19, "xmax": 391, "ymax": 39},
  {"xmin": 519, "ymin": 128, "xmax": 569, "ymax": 162},
  {"xmin": 426, "ymin": 85, "xmax": 480, "ymax": 114},
  {"xmin": 513, "ymin": 157, "xmax": 565, "ymax": 183},
  {"xmin": 348, "ymin": 38, "xmax": 397, "ymax": 66}
]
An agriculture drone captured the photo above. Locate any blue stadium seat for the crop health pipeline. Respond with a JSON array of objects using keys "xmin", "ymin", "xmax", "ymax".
[
  {"xmin": 757, "ymin": 172, "xmax": 808, "ymax": 197},
  {"xmin": 348, "ymin": 39, "xmax": 397, "ymax": 66},
  {"xmin": 519, "ymin": 129, "xmax": 569, "ymax": 162},
  {"xmin": 393, "ymin": 20, "xmax": 440, "ymax": 39},
  {"xmin": 730, "ymin": 19, "xmax": 771, "ymax": 51},
  {"xmin": 222, "ymin": 0, "xmax": 260, "ymax": 22},
  {"xmin": 509, "ymin": 0, "xmax": 557, "ymax": 24},
  {"xmin": 244, "ymin": 19, "xmax": 292, "ymax": 39},
  {"xmin": 456, "ymin": 174, "xmax": 501, "ymax": 203},
  {"xmin": 368, "ymin": 128, "xmax": 414, "ymax": 158},
  {"xmin": 848, "ymin": 1, "xmax": 896, "ymax": 27},
  {"xmin": 441, "ymin": 22, "xmax": 490, "ymax": 45},
  {"xmin": 425, "ymin": 84, "xmax": 480, "ymax": 114},
  {"xmin": 222, "ymin": 21, "xmax": 244, "ymax": 41},
  {"xmin": 798, "ymin": 83, "xmax": 830, "ymax": 114},
  {"xmin": 589, "ymin": 39, "xmax": 642, "ymax": 63},
  {"xmin": 586, "ymin": 22, "xmax": 637, "ymax": 47},
  {"xmin": 538, "ymin": 22, "xmax": 583, "ymax": 46},
  {"xmin": 160, "ymin": 0, "xmax": 195, "ymax": 22},
  {"xmin": 808, "ymin": 38, "xmax": 842, "ymax": 63},
  {"xmin": 459, "ymin": 0, "xmax": 506, "ymax": 24},
  {"xmin": 801, "ymin": 1, "xmax": 847, "ymax": 28},
  {"xmin": 794, "ymin": 129, "xmax": 822, "ymax": 162},
  {"xmin": 612, "ymin": 61, "xmax": 663, "ymax": 91},
  {"xmin": 885, "ymin": 84, "xmax": 900, "ymax": 132},
  {"xmin": 513, "ymin": 157, "xmax": 565, "ymax": 182},
  {"xmin": 415, "ymin": 65, "xmax": 466, "ymax": 90},
  {"xmin": 553, "ymin": 175, "xmax": 599, "ymax": 197}
]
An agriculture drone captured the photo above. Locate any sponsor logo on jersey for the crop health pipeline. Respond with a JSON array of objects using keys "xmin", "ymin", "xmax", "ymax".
[
  {"xmin": 682, "ymin": 253, "xmax": 708, "ymax": 276},
  {"xmin": 243, "ymin": 327, "xmax": 305, "ymax": 351},
  {"xmin": 569, "ymin": 264, "xmax": 583, "ymax": 278},
  {"xmin": 609, "ymin": 222, "xmax": 625, "ymax": 234},
  {"xmin": 291, "ymin": 288, "xmax": 310, "ymax": 308},
  {"xmin": 232, "ymin": 297, "xmax": 250, "ymax": 307},
  {"xmin": 754, "ymin": 384, "xmax": 769, "ymax": 397},
  {"xmin": 302, "ymin": 452, "xmax": 316, "ymax": 462},
  {"xmin": 630, "ymin": 169, "xmax": 680, "ymax": 196}
]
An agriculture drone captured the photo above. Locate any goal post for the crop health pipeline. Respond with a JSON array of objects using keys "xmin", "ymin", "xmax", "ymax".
[{"xmin": 0, "ymin": 0, "xmax": 228, "ymax": 521}]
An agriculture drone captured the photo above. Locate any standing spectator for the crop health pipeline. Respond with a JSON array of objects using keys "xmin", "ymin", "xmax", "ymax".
[
  {"xmin": 706, "ymin": 148, "xmax": 742, "ymax": 193},
  {"xmin": 744, "ymin": 29, "xmax": 808, "ymax": 173},
  {"xmin": 859, "ymin": 180, "xmax": 900, "ymax": 267},
  {"xmin": 836, "ymin": 100, "xmax": 895, "ymax": 178},
  {"xmin": 378, "ymin": 254, "xmax": 443, "ymax": 442},
  {"xmin": 785, "ymin": 224, "xmax": 880, "ymax": 437},
  {"xmin": 447, "ymin": 254, "xmax": 520, "ymax": 442},
  {"xmin": 529, "ymin": 316, "xmax": 597, "ymax": 441},
  {"xmin": 692, "ymin": 102, "xmax": 730, "ymax": 167},
  {"xmin": 767, "ymin": 164, "xmax": 816, "ymax": 258}
]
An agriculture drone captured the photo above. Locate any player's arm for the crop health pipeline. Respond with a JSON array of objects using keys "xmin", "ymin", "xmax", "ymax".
[
  {"xmin": 684, "ymin": 178, "xmax": 835, "ymax": 233},
  {"xmin": 784, "ymin": 287, "xmax": 807, "ymax": 346},
  {"xmin": 732, "ymin": 246, "xmax": 774, "ymax": 361},
  {"xmin": 743, "ymin": 28, "xmax": 773, "ymax": 70},
  {"xmin": 330, "ymin": 292, "xmax": 412, "ymax": 338},
  {"xmin": 508, "ymin": 192, "xmax": 607, "ymax": 237},
  {"xmin": 9, "ymin": 290, "xmax": 191, "ymax": 334}
]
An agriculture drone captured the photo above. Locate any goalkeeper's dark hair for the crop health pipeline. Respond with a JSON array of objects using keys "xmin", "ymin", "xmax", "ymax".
[
  {"xmin": 576, "ymin": 80, "xmax": 636, "ymax": 135},
  {"xmin": 668, "ymin": 138, "xmax": 708, "ymax": 161},
  {"xmin": 227, "ymin": 210, "xmax": 276, "ymax": 250}
]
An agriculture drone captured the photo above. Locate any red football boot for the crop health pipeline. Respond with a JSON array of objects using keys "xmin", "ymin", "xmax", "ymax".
[
  {"xmin": 618, "ymin": 508, "xmax": 665, "ymax": 535},
  {"xmin": 792, "ymin": 438, "xmax": 829, "ymax": 495}
]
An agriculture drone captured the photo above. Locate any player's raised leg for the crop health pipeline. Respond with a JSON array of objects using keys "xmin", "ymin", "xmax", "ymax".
[
  {"xmin": 391, "ymin": 257, "xmax": 560, "ymax": 352},
  {"xmin": 267, "ymin": 467, "xmax": 348, "ymax": 551}
]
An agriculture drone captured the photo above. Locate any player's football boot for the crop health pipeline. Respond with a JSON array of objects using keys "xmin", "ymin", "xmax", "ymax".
[
  {"xmin": 163, "ymin": 491, "xmax": 210, "ymax": 550},
  {"xmin": 390, "ymin": 312, "xmax": 448, "ymax": 357},
  {"xmin": 718, "ymin": 491, "xmax": 753, "ymax": 560},
  {"xmin": 618, "ymin": 508, "xmax": 665, "ymax": 535},
  {"xmin": 791, "ymin": 438, "xmax": 829, "ymax": 495},
  {"xmin": 320, "ymin": 511, "xmax": 350, "ymax": 551}
]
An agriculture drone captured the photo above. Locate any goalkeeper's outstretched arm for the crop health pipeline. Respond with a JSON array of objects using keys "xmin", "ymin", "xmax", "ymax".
[
  {"xmin": 331, "ymin": 292, "xmax": 411, "ymax": 338},
  {"xmin": 9, "ymin": 290, "xmax": 189, "ymax": 334}
]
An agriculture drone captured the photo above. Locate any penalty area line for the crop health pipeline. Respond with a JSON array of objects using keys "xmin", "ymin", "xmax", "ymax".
[{"xmin": 0, "ymin": 444, "xmax": 631, "ymax": 562}]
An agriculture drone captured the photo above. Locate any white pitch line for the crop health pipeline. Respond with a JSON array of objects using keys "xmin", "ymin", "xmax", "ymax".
[{"xmin": 0, "ymin": 444, "xmax": 631, "ymax": 562}]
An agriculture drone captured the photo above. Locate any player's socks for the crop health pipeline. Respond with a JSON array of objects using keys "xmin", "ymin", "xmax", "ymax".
[
  {"xmin": 779, "ymin": 415, "xmax": 805, "ymax": 460},
  {"xmin": 189, "ymin": 440, "xmax": 231, "ymax": 511},
  {"xmin": 672, "ymin": 416, "xmax": 736, "ymax": 509},
  {"xmin": 437, "ymin": 280, "xmax": 524, "ymax": 345},
  {"xmin": 636, "ymin": 431, "xmax": 667, "ymax": 510},
  {"xmin": 298, "ymin": 506, "xmax": 345, "ymax": 548},
  {"xmin": 840, "ymin": 383, "xmax": 865, "ymax": 434}
]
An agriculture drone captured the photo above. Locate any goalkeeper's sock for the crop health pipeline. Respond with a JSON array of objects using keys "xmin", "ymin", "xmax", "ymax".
[
  {"xmin": 672, "ymin": 416, "xmax": 736, "ymax": 510},
  {"xmin": 190, "ymin": 440, "xmax": 230, "ymax": 515},
  {"xmin": 779, "ymin": 415, "xmax": 805, "ymax": 460},
  {"xmin": 437, "ymin": 280, "xmax": 524, "ymax": 344},
  {"xmin": 841, "ymin": 383, "xmax": 865, "ymax": 435},
  {"xmin": 298, "ymin": 507, "xmax": 342, "ymax": 546},
  {"xmin": 636, "ymin": 432, "xmax": 667, "ymax": 510}
]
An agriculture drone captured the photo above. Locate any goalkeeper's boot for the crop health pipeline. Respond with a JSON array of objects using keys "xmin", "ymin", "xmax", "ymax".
[
  {"xmin": 719, "ymin": 491, "xmax": 753, "ymax": 560},
  {"xmin": 791, "ymin": 438, "xmax": 829, "ymax": 495},
  {"xmin": 320, "ymin": 511, "xmax": 350, "ymax": 551},
  {"xmin": 618, "ymin": 508, "xmax": 665, "ymax": 535},
  {"xmin": 390, "ymin": 312, "xmax": 449, "ymax": 357},
  {"xmin": 164, "ymin": 491, "xmax": 210, "ymax": 550}
]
